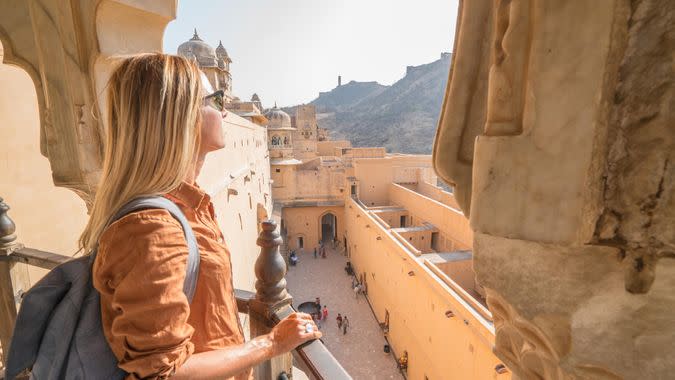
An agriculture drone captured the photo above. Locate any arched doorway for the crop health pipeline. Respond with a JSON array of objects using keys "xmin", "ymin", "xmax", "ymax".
[{"xmin": 320, "ymin": 213, "xmax": 337, "ymax": 243}]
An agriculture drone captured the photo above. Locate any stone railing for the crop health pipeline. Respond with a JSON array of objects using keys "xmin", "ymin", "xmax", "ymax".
[{"xmin": 0, "ymin": 198, "xmax": 350, "ymax": 380}]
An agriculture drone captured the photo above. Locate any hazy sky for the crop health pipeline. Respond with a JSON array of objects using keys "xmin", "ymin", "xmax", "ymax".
[{"xmin": 164, "ymin": 0, "xmax": 458, "ymax": 107}]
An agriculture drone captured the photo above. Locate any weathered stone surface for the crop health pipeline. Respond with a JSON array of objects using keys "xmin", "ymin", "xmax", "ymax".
[
  {"xmin": 434, "ymin": 0, "xmax": 675, "ymax": 378},
  {"xmin": 432, "ymin": 0, "xmax": 493, "ymax": 216},
  {"xmin": 595, "ymin": 0, "xmax": 674, "ymax": 294},
  {"xmin": 475, "ymin": 233, "xmax": 675, "ymax": 379}
]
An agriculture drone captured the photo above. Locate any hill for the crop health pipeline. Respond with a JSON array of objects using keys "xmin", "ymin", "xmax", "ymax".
[{"xmin": 292, "ymin": 53, "xmax": 452, "ymax": 154}]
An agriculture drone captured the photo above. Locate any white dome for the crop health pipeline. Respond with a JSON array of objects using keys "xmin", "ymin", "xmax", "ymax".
[
  {"xmin": 177, "ymin": 30, "xmax": 217, "ymax": 67},
  {"xmin": 264, "ymin": 104, "xmax": 292, "ymax": 129}
]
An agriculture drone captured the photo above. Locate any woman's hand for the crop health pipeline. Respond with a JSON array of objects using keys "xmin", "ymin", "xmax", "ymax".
[
  {"xmin": 269, "ymin": 312, "xmax": 321, "ymax": 356},
  {"xmin": 173, "ymin": 312, "xmax": 320, "ymax": 379}
]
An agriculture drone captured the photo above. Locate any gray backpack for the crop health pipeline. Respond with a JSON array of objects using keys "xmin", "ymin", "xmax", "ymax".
[{"xmin": 5, "ymin": 196, "xmax": 200, "ymax": 380}]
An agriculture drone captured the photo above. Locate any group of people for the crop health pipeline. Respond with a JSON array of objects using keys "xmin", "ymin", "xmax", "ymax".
[
  {"xmin": 313, "ymin": 298, "xmax": 351, "ymax": 335},
  {"xmin": 313, "ymin": 246, "xmax": 327, "ymax": 259},
  {"xmin": 336, "ymin": 313, "xmax": 350, "ymax": 335},
  {"xmin": 351, "ymin": 276, "xmax": 365, "ymax": 299},
  {"xmin": 314, "ymin": 238, "xmax": 337, "ymax": 258},
  {"xmin": 289, "ymin": 250, "xmax": 298, "ymax": 266}
]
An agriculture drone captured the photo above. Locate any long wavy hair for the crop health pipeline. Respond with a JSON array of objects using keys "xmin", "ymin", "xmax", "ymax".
[{"xmin": 79, "ymin": 53, "xmax": 203, "ymax": 252}]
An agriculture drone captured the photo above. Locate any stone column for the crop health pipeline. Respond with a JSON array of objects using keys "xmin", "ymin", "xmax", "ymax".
[
  {"xmin": 250, "ymin": 220, "xmax": 293, "ymax": 380},
  {"xmin": 433, "ymin": 1, "xmax": 674, "ymax": 378},
  {"xmin": 0, "ymin": 197, "xmax": 24, "ymax": 366}
]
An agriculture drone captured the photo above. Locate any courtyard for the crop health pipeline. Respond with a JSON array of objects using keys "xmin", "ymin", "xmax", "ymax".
[{"xmin": 285, "ymin": 246, "xmax": 403, "ymax": 380}]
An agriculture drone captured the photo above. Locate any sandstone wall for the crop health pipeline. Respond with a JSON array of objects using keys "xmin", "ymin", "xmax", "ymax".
[
  {"xmin": 344, "ymin": 197, "xmax": 508, "ymax": 380},
  {"xmin": 281, "ymin": 206, "xmax": 345, "ymax": 252},
  {"xmin": 389, "ymin": 184, "xmax": 473, "ymax": 251}
]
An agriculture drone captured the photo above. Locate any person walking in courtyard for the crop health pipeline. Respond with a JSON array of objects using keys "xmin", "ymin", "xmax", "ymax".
[
  {"xmin": 313, "ymin": 313, "xmax": 322, "ymax": 330},
  {"xmin": 289, "ymin": 250, "xmax": 298, "ymax": 267},
  {"xmin": 322, "ymin": 305, "xmax": 328, "ymax": 321},
  {"xmin": 315, "ymin": 297, "xmax": 321, "ymax": 320},
  {"xmin": 313, "ymin": 247, "xmax": 317, "ymax": 259},
  {"xmin": 342, "ymin": 316, "xmax": 350, "ymax": 335},
  {"xmin": 353, "ymin": 282, "xmax": 361, "ymax": 299},
  {"xmin": 336, "ymin": 313, "xmax": 343, "ymax": 329}
]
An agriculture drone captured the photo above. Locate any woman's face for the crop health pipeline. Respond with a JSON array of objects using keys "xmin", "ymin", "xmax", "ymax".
[
  {"xmin": 199, "ymin": 100, "xmax": 227, "ymax": 154},
  {"xmin": 197, "ymin": 71, "xmax": 227, "ymax": 155}
]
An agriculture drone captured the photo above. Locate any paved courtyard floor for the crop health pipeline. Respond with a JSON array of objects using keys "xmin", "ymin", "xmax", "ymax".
[{"xmin": 285, "ymin": 246, "xmax": 403, "ymax": 380}]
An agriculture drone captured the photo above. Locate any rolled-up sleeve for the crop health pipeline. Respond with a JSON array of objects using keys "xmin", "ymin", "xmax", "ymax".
[{"xmin": 93, "ymin": 209, "xmax": 195, "ymax": 379}]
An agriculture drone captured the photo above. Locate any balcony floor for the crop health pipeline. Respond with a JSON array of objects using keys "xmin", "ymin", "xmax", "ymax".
[{"xmin": 286, "ymin": 246, "xmax": 402, "ymax": 380}]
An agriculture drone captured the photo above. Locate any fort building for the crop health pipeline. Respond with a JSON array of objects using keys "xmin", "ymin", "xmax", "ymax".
[
  {"xmin": 174, "ymin": 31, "xmax": 506, "ymax": 378},
  {"xmin": 0, "ymin": 1, "xmax": 672, "ymax": 379}
]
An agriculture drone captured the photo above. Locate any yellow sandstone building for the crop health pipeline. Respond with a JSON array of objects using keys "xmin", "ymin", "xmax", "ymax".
[{"xmin": 176, "ymin": 32, "xmax": 508, "ymax": 379}]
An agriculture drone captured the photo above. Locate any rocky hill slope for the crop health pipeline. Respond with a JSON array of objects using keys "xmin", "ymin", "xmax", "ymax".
[{"xmin": 295, "ymin": 53, "xmax": 452, "ymax": 154}]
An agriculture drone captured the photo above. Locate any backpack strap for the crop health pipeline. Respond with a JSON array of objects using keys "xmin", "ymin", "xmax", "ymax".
[{"xmin": 100, "ymin": 196, "xmax": 200, "ymax": 303}]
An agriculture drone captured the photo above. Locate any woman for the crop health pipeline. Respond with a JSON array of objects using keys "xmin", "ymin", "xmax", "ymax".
[{"xmin": 81, "ymin": 53, "xmax": 320, "ymax": 379}]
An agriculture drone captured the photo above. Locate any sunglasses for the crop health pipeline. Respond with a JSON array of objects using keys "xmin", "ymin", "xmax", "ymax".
[{"xmin": 203, "ymin": 90, "xmax": 225, "ymax": 112}]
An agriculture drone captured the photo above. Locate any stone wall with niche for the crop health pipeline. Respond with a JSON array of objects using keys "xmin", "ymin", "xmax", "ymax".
[{"xmin": 433, "ymin": 0, "xmax": 674, "ymax": 378}]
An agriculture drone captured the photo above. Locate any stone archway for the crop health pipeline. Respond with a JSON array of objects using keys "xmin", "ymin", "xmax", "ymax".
[
  {"xmin": 320, "ymin": 212, "xmax": 337, "ymax": 243},
  {"xmin": 0, "ymin": 39, "xmax": 90, "ymax": 260},
  {"xmin": 0, "ymin": 0, "xmax": 177, "ymax": 206}
]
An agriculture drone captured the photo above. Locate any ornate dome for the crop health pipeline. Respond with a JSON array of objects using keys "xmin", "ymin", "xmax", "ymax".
[
  {"xmin": 215, "ymin": 40, "xmax": 232, "ymax": 63},
  {"xmin": 177, "ymin": 29, "xmax": 217, "ymax": 67},
  {"xmin": 264, "ymin": 103, "xmax": 292, "ymax": 129}
]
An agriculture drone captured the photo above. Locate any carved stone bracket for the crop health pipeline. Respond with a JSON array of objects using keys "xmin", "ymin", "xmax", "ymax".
[{"xmin": 487, "ymin": 289, "xmax": 569, "ymax": 380}]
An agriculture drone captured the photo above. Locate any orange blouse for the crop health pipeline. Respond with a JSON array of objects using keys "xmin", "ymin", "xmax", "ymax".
[{"xmin": 93, "ymin": 182, "xmax": 251, "ymax": 379}]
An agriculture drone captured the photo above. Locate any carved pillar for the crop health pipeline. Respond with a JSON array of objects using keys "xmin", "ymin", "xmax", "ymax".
[
  {"xmin": 0, "ymin": 198, "xmax": 24, "ymax": 366},
  {"xmin": 434, "ymin": 1, "xmax": 674, "ymax": 379},
  {"xmin": 484, "ymin": 0, "xmax": 531, "ymax": 136},
  {"xmin": 250, "ymin": 220, "xmax": 293, "ymax": 380}
]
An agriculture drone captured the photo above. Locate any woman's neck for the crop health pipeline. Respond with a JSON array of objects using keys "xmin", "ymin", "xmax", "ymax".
[{"xmin": 185, "ymin": 153, "xmax": 206, "ymax": 185}]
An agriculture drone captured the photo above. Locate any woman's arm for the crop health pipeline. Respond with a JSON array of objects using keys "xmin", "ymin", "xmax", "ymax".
[{"xmin": 173, "ymin": 312, "xmax": 320, "ymax": 379}]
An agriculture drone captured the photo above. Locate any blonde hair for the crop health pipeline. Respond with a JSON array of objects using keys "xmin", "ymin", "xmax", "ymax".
[{"xmin": 79, "ymin": 53, "xmax": 203, "ymax": 252}]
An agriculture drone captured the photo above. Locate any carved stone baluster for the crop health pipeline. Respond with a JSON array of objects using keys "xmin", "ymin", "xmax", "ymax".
[
  {"xmin": 0, "ymin": 197, "xmax": 24, "ymax": 366},
  {"xmin": 250, "ymin": 219, "xmax": 293, "ymax": 380}
]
